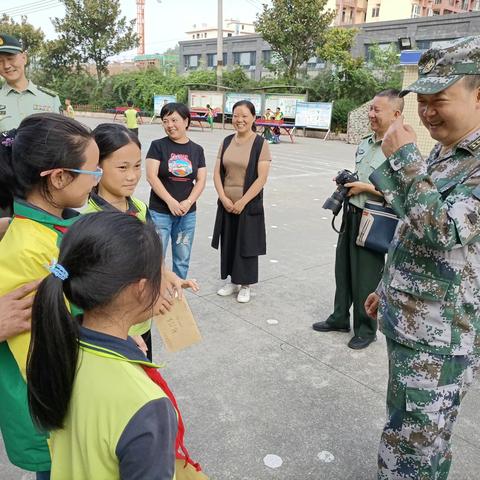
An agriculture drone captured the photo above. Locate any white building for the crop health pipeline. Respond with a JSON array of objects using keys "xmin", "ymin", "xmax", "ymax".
[{"xmin": 186, "ymin": 19, "xmax": 255, "ymax": 40}]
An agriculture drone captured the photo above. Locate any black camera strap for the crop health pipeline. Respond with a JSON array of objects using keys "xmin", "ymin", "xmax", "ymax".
[{"xmin": 331, "ymin": 199, "xmax": 349, "ymax": 235}]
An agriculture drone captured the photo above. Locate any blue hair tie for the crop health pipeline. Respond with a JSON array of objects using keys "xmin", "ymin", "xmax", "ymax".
[{"xmin": 46, "ymin": 259, "xmax": 69, "ymax": 281}]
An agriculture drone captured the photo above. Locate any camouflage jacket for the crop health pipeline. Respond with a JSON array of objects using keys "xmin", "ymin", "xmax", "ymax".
[{"xmin": 370, "ymin": 128, "xmax": 480, "ymax": 355}]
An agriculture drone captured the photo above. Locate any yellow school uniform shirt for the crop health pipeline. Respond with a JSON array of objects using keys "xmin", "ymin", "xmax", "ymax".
[
  {"xmin": 124, "ymin": 108, "xmax": 139, "ymax": 129},
  {"xmin": 0, "ymin": 203, "xmax": 77, "ymax": 375},
  {"xmin": 0, "ymin": 200, "xmax": 78, "ymax": 471}
]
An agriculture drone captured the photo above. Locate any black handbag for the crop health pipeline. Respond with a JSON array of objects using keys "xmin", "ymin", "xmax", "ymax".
[{"xmin": 356, "ymin": 200, "xmax": 399, "ymax": 254}]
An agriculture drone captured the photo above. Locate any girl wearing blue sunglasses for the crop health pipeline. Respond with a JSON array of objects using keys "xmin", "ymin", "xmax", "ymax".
[{"xmin": 0, "ymin": 112, "xmax": 99, "ymax": 479}]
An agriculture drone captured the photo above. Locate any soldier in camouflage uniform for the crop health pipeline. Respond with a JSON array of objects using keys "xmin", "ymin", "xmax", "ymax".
[{"xmin": 365, "ymin": 36, "xmax": 480, "ymax": 479}]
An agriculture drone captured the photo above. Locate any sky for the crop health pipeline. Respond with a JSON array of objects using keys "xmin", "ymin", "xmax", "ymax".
[{"xmin": 1, "ymin": 0, "xmax": 267, "ymax": 59}]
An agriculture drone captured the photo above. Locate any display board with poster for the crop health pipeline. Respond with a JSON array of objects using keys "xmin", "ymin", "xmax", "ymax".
[
  {"xmin": 264, "ymin": 94, "xmax": 307, "ymax": 119},
  {"xmin": 188, "ymin": 90, "xmax": 224, "ymax": 113},
  {"xmin": 150, "ymin": 94, "xmax": 177, "ymax": 123},
  {"xmin": 295, "ymin": 101, "xmax": 333, "ymax": 139},
  {"xmin": 154, "ymin": 94, "xmax": 177, "ymax": 115},
  {"xmin": 224, "ymin": 92, "xmax": 263, "ymax": 115}
]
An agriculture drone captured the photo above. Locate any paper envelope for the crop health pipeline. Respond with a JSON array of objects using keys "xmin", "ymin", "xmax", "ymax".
[{"xmin": 153, "ymin": 296, "xmax": 202, "ymax": 353}]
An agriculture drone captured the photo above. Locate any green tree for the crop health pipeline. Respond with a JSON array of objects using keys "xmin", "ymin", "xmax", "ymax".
[
  {"xmin": 162, "ymin": 45, "xmax": 179, "ymax": 57},
  {"xmin": 0, "ymin": 15, "xmax": 44, "ymax": 68},
  {"xmin": 317, "ymin": 28, "xmax": 363, "ymax": 73},
  {"xmin": 111, "ymin": 70, "xmax": 185, "ymax": 110},
  {"xmin": 35, "ymin": 39, "xmax": 79, "ymax": 83},
  {"xmin": 255, "ymin": 0, "xmax": 335, "ymax": 80},
  {"xmin": 53, "ymin": 0, "xmax": 138, "ymax": 82},
  {"xmin": 222, "ymin": 67, "xmax": 250, "ymax": 90},
  {"xmin": 367, "ymin": 43, "xmax": 402, "ymax": 88}
]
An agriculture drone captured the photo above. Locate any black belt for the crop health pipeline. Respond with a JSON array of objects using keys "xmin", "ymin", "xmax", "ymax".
[{"xmin": 347, "ymin": 203, "xmax": 362, "ymax": 213}]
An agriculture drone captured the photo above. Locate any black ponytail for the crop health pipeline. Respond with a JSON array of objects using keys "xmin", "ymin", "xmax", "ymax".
[
  {"xmin": 27, "ymin": 211, "xmax": 163, "ymax": 431},
  {"xmin": 27, "ymin": 275, "xmax": 79, "ymax": 431}
]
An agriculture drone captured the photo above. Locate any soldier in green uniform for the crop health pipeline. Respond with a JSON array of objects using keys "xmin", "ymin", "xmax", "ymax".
[
  {"xmin": 0, "ymin": 33, "xmax": 61, "ymax": 132},
  {"xmin": 0, "ymin": 33, "xmax": 61, "ymax": 217},
  {"xmin": 365, "ymin": 36, "xmax": 480, "ymax": 479},
  {"xmin": 312, "ymin": 90, "xmax": 404, "ymax": 350}
]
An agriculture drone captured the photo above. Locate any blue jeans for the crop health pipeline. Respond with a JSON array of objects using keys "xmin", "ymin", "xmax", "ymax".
[
  {"xmin": 150, "ymin": 210, "xmax": 196, "ymax": 279},
  {"xmin": 36, "ymin": 472, "xmax": 51, "ymax": 480}
]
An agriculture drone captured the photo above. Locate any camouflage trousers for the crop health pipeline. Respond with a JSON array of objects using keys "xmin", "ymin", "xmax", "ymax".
[{"xmin": 378, "ymin": 338, "xmax": 480, "ymax": 480}]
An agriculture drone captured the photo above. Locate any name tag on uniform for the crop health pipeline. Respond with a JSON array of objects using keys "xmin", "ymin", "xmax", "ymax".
[
  {"xmin": 33, "ymin": 104, "xmax": 52, "ymax": 112},
  {"xmin": 0, "ymin": 104, "xmax": 6, "ymax": 115}
]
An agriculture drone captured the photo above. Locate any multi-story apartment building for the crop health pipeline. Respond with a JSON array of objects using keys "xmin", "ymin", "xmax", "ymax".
[
  {"xmin": 325, "ymin": 0, "xmax": 368, "ymax": 25},
  {"xmin": 328, "ymin": 0, "xmax": 480, "ymax": 26}
]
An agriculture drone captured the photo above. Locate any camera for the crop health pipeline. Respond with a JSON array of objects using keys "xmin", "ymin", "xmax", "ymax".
[{"xmin": 322, "ymin": 169, "xmax": 358, "ymax": 216}]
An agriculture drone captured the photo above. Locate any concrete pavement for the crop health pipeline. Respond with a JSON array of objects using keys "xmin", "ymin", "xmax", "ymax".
[{"xmin": 1, "ymin": 119, "xmax": 478, "ymax": 480}]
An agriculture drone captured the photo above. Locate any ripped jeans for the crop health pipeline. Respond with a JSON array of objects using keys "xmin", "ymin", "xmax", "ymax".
[{"xmin": 150, "ymin": 210, "xmax": 196, "ymax": 279}]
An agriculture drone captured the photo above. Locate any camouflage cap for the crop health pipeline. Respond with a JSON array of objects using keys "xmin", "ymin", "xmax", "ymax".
[
  {"xmin": 400, "ymin": 36, "xmax": 480, "ymax": 97},
  {"xmin": 0, "ymin": 34, "xmax": 23, "ymax": 54}
]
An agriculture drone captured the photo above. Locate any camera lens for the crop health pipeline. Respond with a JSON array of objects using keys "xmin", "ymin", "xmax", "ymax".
[
  {"xmin": 323, "ymin": 197, "xmax": 342, "ymax": 216},
  {"xmin": 323, "ymin": 189, "xmax": 346, "ymax": 216}
]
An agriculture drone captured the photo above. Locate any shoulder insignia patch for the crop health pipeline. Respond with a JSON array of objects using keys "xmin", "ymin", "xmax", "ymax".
[{"xmin": 37, "ymin": 85, "xmax": 58, "ymax": 98}]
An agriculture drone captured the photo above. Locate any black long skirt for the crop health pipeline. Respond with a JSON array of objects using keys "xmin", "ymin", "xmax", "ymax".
[{"xmin": 220, "ymin": 211, "xmax": 258, "ymax": 285}]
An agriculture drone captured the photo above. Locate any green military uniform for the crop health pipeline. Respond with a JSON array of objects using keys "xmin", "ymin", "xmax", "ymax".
[
  {"xmin": 326, "ymin": 133, "xmax": 386, "ymax": 339},
  {"xmin": 349, "ymin": 134, "xmax": 387, "ymax": 210},
  {"xmin": 0, "ymin": 33, "xmax": 61, "ymax": 133},
  {"xmin": 370, "ymin": 36, "xmax": 480, "ymax": 479},
  {"xmin": 0, "ymin": 81, "xmax": 61, "ymax": 132},
  {"xmin": 0, "ymin": 33, "xmax": 61, "ymax": 219}
]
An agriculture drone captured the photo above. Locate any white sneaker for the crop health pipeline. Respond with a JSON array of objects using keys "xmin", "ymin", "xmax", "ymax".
[
  {"xmin": 217, "ymin": 283, "xmax": 239, "ymax": 296},
  {"xmin": 237, "ymin": 286, "xmax": 251, "ymax": 303}
]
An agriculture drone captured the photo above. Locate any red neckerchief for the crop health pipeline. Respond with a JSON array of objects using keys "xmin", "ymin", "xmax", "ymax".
[{"xmin": 141, "ymin": 365, "xmax": 202, "ymax": 472}]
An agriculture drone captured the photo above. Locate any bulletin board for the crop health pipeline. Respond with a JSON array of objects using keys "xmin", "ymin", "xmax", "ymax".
[{"xmin": 264, "ymin": 94, "xmax": 307, "ymax": 118}]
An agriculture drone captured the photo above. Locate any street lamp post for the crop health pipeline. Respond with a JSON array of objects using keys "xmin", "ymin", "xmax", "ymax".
[{"xmin": 217, "ymin": 0, "xmax": 223, "ymax": 88}]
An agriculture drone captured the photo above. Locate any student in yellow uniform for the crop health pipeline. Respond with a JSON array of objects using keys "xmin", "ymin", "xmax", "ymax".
[
  {"xmin": 64, "ymin": 98, "xmax": 74, "ymax": 118},
  {"xmin": 0, "ymin": 113, "xmax": 100, "ymax": 479},
  {"xmin": 27, "ymin": 212, "xmax": 176, "ymax": 479},
  {"xmin": 124, "ymin": 99, "xmax": 139, "ymax": 135},
  {"xmin": 84, "ymin": 123, "xmax": 198, "ymax": 360},
  {"xmin": 84, "ymin": 124, "xmax": 151, "ymax": 355}
]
